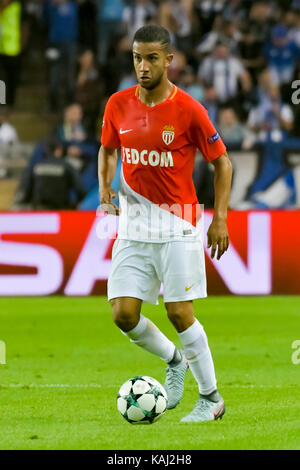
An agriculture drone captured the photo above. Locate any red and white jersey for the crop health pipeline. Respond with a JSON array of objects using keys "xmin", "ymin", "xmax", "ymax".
[{"xmin": 101, "ymin": 84, "xmax": 226, "ymax": 242}]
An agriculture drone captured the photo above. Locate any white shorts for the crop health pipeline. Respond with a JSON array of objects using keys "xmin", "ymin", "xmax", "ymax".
[{"xmin": 107, "ymin": 238, "xmax": 207, "ymax": 305}]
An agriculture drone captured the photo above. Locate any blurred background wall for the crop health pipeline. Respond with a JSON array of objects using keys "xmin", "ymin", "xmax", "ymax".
[
  {"xmin": 1, "ymin": 0, "xmax": 300, "ymax": 211},
  {"xmin": 0, "ymin": 0, "xmax": 300, "ymax": 296}
]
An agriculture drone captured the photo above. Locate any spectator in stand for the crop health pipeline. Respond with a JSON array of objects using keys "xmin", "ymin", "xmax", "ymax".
[
  {"xmin": 159, "ymin": 0, "xmax": 194, "ymax": 58},
  {"xmin": 43, "ymin": 0, "xmax": 78, "ymax": 111},
  {"xmin": 238, "ymin": 2, "xmax": 274, "ymax": 79},
  {"xmin": 291, "ymin": 0, "xmax": 300, "ymax": 10},
  {"xmin": 240, "ymin": 68, "xmax": 275, "ymax": 125},
  {"xmin": 263, "ymin": 24, "xmax": 299, "ymax": 87},
  {"xmin": 196, "ymin": 19, "xmax": 241, "ymax": 57},
  {"xmin": 122, "ymin": 0, "xmax": 157, "ymax": 43},
  {"xmin": 195, "ymin": 13, "xmax": 222, "ymax": 55},
  {"xmin": 0, "ymin": 106, "xmax": 18, "ymax": 144},
  {"xmin": 21, "ymin": 1, "xmax": 43, "ymax": 77},
  {"xmin": 96, "ymin": 0, "xmax": 125, "ymax": 65},
  {"xmin": 245, "ymin": 1, "xmax": 273, "ymax": 48},
  {"xmin": 198, "ymin": 41, "xmax": 252, "ymax": 106},
  {"xmin": 252, "ymin": 68, "xmax": 273, "ymax": 107},
  {"xmin": 284, "ymin": 9, "xmax": 300, "ymax": 47},
  {"xmin": 178, "ymin": 65, "xmax": 204, "ymax": 102},
  {"xmin": 167, "ymin": 45, "xmax": 187, "ymax": 84},
  {"xmin": 247, "ymin": 85, "xmax": 294, "ymax": 143},
  {"xmin": 239, "ymin": 28, "xmax": 265, "ymax": 84},
  {"xmin": 217, "ymin": 107, "xmax": 247, "ymax": 147},
  {"xmin": 0, "ymin": 0, "xmax": 25, "ymax": 107},
  {"xmin": 19, "ymin": 139, "xmax": 86, "ymax": 209},
  {"xmin": 77, "ymin": 0, "xmax": 97, "ymax": 53},
  {"xmin": 117, "ymin": 70, "xmax": 137, "ymax": 91},
  {"xmin": 54, "ymin": 102, "xmax": 99, "ymax": 192},
  {"xmin": 194, "ymin": 0, "xmax": 225, "ymax": 36},
  {"xmin": 56, "ymin": 102, "xmax": 86, "ymax": 142},
  {"xmin": 222, "ymin": 0, "xmax": 248, "ymax": 22},
  {"xmin": 74, "ymin": 50, "xmax": 103, "ymax": 135},
  {"xmin": 106, "ymin": 35, "xmax": 135, "ymax": 94},
  {"xmin": 202, "ymin": 86, "xmax": 219, "ymax": 125}
]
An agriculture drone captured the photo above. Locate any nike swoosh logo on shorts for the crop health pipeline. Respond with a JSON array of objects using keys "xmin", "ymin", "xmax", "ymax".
[
  {"xmin": 185, "ymin": 284, "xmax": 194, "ymax": 292},
  {"xmin": 120, "ymin": 129, "xmax": 133, "ymax": 134}
]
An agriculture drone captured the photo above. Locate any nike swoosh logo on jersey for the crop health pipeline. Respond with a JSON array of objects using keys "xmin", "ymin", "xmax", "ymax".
[
  {"xmin": 120, "ymin": 129, "xmax": 133, "ymax": 134},
  {"xmin": 185, "ymin": 284, "xmax": 194, "ymax": 292}
]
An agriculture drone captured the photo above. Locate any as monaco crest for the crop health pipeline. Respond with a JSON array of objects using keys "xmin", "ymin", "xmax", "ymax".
[{"xmin": 162, "ymin": 125, "xmax": 175, "ymax": 145}]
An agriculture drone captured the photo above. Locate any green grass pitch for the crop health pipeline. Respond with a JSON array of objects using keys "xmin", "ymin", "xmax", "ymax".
[{"xmin": 0, "ymin": 296, "xmax": 299, "ymax": 450}]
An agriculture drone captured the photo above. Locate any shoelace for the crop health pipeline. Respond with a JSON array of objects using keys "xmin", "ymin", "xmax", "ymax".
[
  {"xmin": 165, "ymin": 364, "xmax": 185, "ymax": 390},
  {"xmin": 189, "ymin": 397, "xmax": 213, "ymax": 416}
]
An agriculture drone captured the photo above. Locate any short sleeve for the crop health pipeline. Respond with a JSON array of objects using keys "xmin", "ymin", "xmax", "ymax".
[
  {"xmin": 101, "ymin": 96, "xmax": 121, "ymax": 148},
  {"xmin": 189, "ymin": 102, "xmax": 226, "ymax": 162}
]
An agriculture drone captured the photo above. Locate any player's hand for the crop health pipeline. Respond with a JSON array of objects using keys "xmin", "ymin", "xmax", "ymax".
[
  {"xmin": 99, "ymin": 186, "xmax": 120, "ymax": 216},
  {"xmin": 207, "ymin": 218, "xmax": 229, "ymax": 260}
]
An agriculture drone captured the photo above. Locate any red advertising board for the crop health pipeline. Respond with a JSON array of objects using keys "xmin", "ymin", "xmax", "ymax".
[{"xmin": 0, "ymin": 210, "xmax": 299, "ymax": 296}]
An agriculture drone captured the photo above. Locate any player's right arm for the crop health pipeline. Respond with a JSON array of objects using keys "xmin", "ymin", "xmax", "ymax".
[
  {"xmin": 98, "ymin": 145, "xmax": 120, "ymax": 215},
  {"xmin": 99, "ymin": 94, "xmax": 121, "ymax": 216}
]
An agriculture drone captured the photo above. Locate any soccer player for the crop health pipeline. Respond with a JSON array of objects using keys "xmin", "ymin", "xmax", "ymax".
[{"xmin": 98, "ymin": 25, "xmax": 232, "ymax": 422}]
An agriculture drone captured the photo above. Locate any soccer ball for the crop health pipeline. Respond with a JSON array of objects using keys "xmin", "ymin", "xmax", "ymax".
[{"xmin": 117, "ymin": 376, "xmax": 168, "ymax": 424}]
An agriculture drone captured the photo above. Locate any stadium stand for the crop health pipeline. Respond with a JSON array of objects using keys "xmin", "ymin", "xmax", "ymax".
[
  {"xmin": 229, "ymin": 150, "xmax": 260, "ymax": 208},
  {"xmin": 1, "ymin": 0, "xmax": 300, "ymax": 211}
]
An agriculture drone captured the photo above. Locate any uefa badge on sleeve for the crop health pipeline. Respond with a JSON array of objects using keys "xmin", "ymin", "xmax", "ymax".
[{"xmin": 162, "ymin": 125, "xmax": 175, "ymax": 145}]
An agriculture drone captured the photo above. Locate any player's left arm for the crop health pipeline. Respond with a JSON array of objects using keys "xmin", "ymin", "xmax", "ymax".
[
  {"xmin": 207, "ymin": 151, "xmax": 232, "ymax": 260},
  {"xmin": 188, "ymin": 101, "xmax": 232, "ymax": 259}
]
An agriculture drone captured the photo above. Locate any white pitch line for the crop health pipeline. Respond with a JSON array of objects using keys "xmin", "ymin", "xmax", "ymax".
[
  {"xmin": 0, "ymin": 384, "xmax": 295, "ymax": 389},
  {"xmin": 0, "ymin": 384, "xmax": 107, "ymax": 389}
]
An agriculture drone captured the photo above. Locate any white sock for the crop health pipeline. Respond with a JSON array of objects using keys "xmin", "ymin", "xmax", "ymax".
[
  {"xmin": 122, "ymin": 314, "xmax": 176, "ymax": 363},
  {"xmin": 178, "ymin": 319, "xmax": 217, "ymax": 395}
]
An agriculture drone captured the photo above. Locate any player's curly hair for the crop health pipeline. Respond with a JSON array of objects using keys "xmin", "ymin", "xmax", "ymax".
[{"xmin": 133, "ymin": 25, "xmax": 172, "ymax": 53}]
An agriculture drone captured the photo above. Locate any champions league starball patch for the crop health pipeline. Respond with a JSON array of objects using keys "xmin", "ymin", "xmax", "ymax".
[{"xmin": 207, "ymin": 132, "xmax": 220, "ymax": 144}]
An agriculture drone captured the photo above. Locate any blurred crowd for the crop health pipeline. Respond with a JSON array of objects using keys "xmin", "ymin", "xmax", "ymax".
[{"xmin": 1, "ymin": 0, "xmax": 300, "ymax": 209}]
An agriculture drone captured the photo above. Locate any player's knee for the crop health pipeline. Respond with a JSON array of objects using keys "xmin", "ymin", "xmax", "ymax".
[
  {"xmin": 110, "ymin": 300, "xmax": 139, "ymax": 331},
  {"xmin": 165, "ymin": 302, "xmax": 194, "ymax": 331},
  {"xmin": 166, "ymin": 305, "xmax": 186, "ymax": 325}
]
